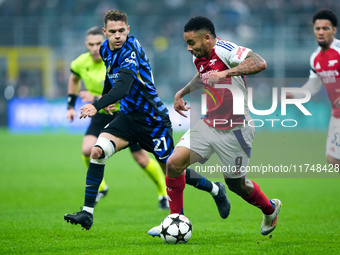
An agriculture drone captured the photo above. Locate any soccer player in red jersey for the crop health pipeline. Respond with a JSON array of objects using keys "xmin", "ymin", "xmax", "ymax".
[
  {"xmin": 287, "ymin": 9, "xmax": 340, "ymax": 169},
  {"xmin": 149, "ymin": 16, "xmax": 282, "ymax": 237}
]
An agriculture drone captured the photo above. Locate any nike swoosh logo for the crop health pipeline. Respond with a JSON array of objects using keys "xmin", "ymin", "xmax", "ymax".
[{"xmin": 158, "ymin": 155, "xmax": 169, "ymax": 160}]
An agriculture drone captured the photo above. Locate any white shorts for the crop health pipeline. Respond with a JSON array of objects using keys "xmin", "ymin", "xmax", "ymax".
[
  {"xmin": 176, "ymin": 119, "xmax": 255, "ymax": 178},
  {"xmin": 326, "ymin": 116, "xmax": 340, "ymax": 160}
]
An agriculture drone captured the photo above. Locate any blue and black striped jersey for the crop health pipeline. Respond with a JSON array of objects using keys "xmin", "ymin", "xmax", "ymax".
[{"xmin": 99, "ymin": 36, "xmax": 170, "ymax": 124}]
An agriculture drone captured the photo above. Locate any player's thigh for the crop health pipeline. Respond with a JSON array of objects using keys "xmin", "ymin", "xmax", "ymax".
[
  {"xmin": 99, "ymin": 113, "xmax": 136, "ymax": 152},
  {"xmin": 177, "ymin": 120, "xmax": 214, "ymax": 163},
  {"xmin": 131, "ymin": 145, "xmax": 150, "ymax": 168},
  {"xmin": 90, "ymin": 133, "xmax": 128, "ymax": 162},
  {"xmin": 99, "ymin": 132, "xmax": 129, "ymax": 152},
  {"xmin": 326, "ymin": 116, "xmax": 340, "ymax": 160},
  {"xmin": 213, "ymin": 125, "xmax": 254, "ymax": 178},
  {"xmin": 136, "ymin": 125, "xmax": 174, "ymax": 164},
  {"xmin": 327, "ymin": 154, "xmax": 340, "ymax": 166},
  {"xmin": 82, "ymin": 134, "xmax": 98, "ymax": 156},
  {"xmin": 85, "ymin": 113, "xmax": 116, "ymax": 137}
]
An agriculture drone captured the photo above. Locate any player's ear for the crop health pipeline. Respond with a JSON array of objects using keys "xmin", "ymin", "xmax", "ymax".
[
  {"xmin": 84, "ymin": 37, "xmax": 89, "ymax": 49},
  {"xmin": 333, "ymin": 26, "xmax": 337, "ymax": 35},
  {"xmin": 102, "ymin": 27, "xmax": 107, "ymax": 36},
  {"xmin": 204, "ymin": 33, "xmax": 212, "ymax": 43},
  {"xmin": 127, "ymin": 25, "xmax": 130, "ymax": 34}
]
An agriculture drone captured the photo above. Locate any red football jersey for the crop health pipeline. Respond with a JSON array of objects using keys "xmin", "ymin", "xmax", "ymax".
[
  {"xmin": 193, "ymin": 38, "xmax": 251, "ymax": 129},
  {"xmin": 310, "ymin": 38, "xmax": 340, "ymax": 118}
]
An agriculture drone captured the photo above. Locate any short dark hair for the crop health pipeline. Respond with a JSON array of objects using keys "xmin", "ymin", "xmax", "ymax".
[
  {"xmin": 313, "ymin": 9, "xmax": 338, "ymax": 27},
  {"xmin": 184, "ymin": 16, "xmax": 216, "ymax": 38},
  {"xmin": 86, "ymin": 26, "xmax": 104, "ymax": 36},
  {"xmin": 104, "ymin": 10, "xmax": 128, "ymax": 27}
]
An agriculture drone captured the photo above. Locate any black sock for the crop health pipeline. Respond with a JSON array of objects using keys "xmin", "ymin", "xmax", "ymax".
[
  {"xmin": 185, "ymin": 168, "xmax": 213, "ymax": 192},
  {"xmin": 84, "ymin": 162, "xmax": 105, "ymax": 208}
]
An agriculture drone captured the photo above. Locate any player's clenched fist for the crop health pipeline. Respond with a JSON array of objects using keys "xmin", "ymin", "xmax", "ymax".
[
  {"xmin": 207, "ymin": 71, "xmax": 228, "ymax": 85},
  {"xmin": 80, "ymin": 104, "xmax": 97, "ymax": 119}
]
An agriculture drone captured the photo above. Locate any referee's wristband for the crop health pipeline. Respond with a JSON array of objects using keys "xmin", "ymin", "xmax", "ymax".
[{"xmin": 67, "ymin": 94, "xmax": 77, "ymax": 109}]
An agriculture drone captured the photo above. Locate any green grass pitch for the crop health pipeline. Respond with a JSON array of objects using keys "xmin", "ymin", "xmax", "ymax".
[{"xmin": 0, "ymin": 129, "xmax": 339, "ymax": 254}]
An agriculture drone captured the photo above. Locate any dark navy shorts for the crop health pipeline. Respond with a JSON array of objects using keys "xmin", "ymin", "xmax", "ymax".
[
  {"xmin": 85, "ymin": 112, "xmax": 143, "ymax": 153},
  {"xmin": 102, "ymin": 112, "xmax": 174, "ymax": 163}
]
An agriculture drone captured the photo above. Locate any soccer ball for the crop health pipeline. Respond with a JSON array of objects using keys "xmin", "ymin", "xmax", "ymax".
[{"xmin": 160, "ymin": 213, "xmax": 192, "ymax": 244}]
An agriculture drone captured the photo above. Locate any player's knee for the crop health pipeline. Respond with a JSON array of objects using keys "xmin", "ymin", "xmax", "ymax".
[
  {"xmin": 82, "ymin": 146, "xmax": 92, "ymax": 157},
  {"xmin": 327, "ymin": 155, "xmax": 340, "ymax": 167},
  {"xmin": 166, "ymin": 155, "xmax": 185, "ymax": 174},
  {"xmin": 90, "ymin": 137, "xmax": 116, "ymax": 165},
  {"xmin": 90, "ymin": 146, "xmax": 103, "ymax": 159}
]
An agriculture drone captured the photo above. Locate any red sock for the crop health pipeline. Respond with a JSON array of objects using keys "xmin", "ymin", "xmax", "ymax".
[
  {"xmin": 166, "ymin": 174, "xmax": 186, "ymax": 214},
  {"xmin": 242, "ymin": 181, "xmax": 274, "ymax": 215}
]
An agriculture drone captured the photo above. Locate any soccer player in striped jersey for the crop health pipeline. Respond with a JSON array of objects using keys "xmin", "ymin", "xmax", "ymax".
[
  {"xmin": 64, "ymin": 10, "xmax": 229, "ymax": 230},
  {"xmin": 287, "ymin": 9, "xmax": 340, "ymax": 170},
  {"xmin": 66, "ymin": 26, "xmax": 170, "ymax": 210},
  {"xmin": 149, "ymin": 16, "xmax": 282, "ymax": 237}
]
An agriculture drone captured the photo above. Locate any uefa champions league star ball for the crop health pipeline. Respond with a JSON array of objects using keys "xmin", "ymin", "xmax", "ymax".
[{"xmin": 160, "ymin": 213, "xmax": 192, "ymax": 244}]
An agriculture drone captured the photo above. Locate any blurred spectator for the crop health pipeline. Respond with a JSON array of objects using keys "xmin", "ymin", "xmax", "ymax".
[{"xmin": 0, "ymin": 0, "xmax": 339, "ymax": 100}]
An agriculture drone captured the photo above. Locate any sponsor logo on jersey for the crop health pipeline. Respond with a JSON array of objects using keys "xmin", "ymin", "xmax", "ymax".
[
  {"xmin": 210, "ymin": 59, "xmax": 217, "ymax": 66},
  {"xmin": 107, "ymin": 73, "xmax": 119, "ymax": 79},
  {"xmin": 318, "ymin": 70, "xmax": 339, "ymax": 77},
  {"xmin": 328, "ymin": 59, "xmax": 338, "ymax": 67},
  {"xmin": 124, "ymin": 51, "xmax": 137, "ymax": 66},
  {"xmin": 236, "ymin": 47, "xmax": 246, "ymax": 59},
  {"xmin": 125, "ymin": 58, "xmax": 137, "ymax": 66},
  {"xmin": 318, "ymin": 70, "xmax": 339, "ymax": 83}
]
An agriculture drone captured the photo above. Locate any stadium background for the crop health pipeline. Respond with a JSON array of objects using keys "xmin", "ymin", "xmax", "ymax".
[
  {"xmin": 0, "ymin": 0, "xmax": 339, "ymax": 132},
  {"xmin": 1, "ymin": 1, "xmax": 340, "ymax": 254}
]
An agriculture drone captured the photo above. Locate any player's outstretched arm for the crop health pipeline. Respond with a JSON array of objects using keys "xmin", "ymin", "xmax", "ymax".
[
  {"xmin": 174, "ymin": 73, "xmax": 202, "ymax": 117},
  {"xmin": 80, "ymin": 104, "xmax": 97, "ymax": 119},
  {"xmin": 92, "ymin": 70, "xmax": 134, "ymax": 111},
  {"xmin": 174, "ymin": 92, "xmax": 190, "ymax": 118},
  {"xmin": 286, "ymin": 77, "xmax": 322, "ymax": 99},
  {"xmin": 66, "ymin": 73, "xmax": 81, "ymax": 122},
  {"xmin": 66, "ymin": 108, "xmax": 77, "ymax": 122}
]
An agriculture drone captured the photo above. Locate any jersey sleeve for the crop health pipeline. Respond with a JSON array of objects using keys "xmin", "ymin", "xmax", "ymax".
[
  {"xmin": 309, "ymin": 69, "xmax": 318, "ymax": 78},
  {"xmin": 70, "ymin": 58, "xmax": 81, "ymax": 78},
  {"xmin": 216, "ymin": 41, "xmax": 251, "ymax": 68},
  {"xmin": 309, "ymin": 53, "xmax": 319, "ymax": 79},
  {"xmin": 102, "ymin": 74, "xmax": 112, "ymax": 95},
  {"xmin": 118, "ymin": 43, "xmax": 139, "ymax": 77}
]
